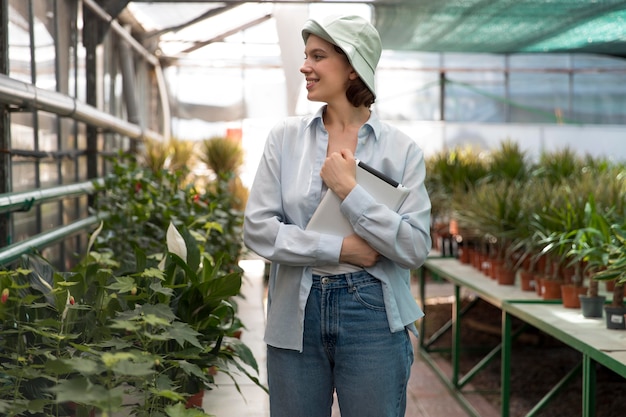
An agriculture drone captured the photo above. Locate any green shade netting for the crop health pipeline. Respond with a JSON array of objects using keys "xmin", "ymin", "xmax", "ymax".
[{"xmin": 375, "ymin": 0, "xmax": 626, "ymax": 55}]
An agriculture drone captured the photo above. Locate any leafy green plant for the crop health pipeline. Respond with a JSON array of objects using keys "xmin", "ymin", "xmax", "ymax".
[
  {"xmin": 0, "ymin": 222, "xmax": 263, "ymax": 416},
  {"xmin": 452, "ymin": 178, "xmax": 527, "ymax": 270},
  {"xmin": 485, "ymin": 139, "xmax": 530, "ymax": 184},
  {"xmin": 592, "ymin": 222, "xmax": 626, "ymax": 307},
  {"xmin": 92, "ymin": 153, "xmax": 244, "ymax": 274},
  {"xmin": 426, "ymin": 145, "xmax": 488, "ymax": 222},
  {"xmin": 199, "ymin": 137, "xmax": 244, "ymax": 179},
  {"xmin": 199, "ymin": 137, "xmax": 248, "ymax": 211},
  {"xmin": 566, "ymin": 195, "xmax": 613, "ymax": 297},
  {"xmin": 533, "ymin": 146, "xmax": 584, "ymax": 186}
]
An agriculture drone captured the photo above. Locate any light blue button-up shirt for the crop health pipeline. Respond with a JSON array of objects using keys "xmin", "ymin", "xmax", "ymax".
[{"xmin": 243, "ymin": 106, "xmax": 431, "ymax": 351}]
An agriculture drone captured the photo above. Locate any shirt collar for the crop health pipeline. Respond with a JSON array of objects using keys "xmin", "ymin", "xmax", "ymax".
[{"xmin": 306, "ymin": 105, "xmax": 382, "ymax": 141}]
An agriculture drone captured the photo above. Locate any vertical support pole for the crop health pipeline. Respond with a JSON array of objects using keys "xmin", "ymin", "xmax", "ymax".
[
  {"xmin": 83, "ymin": 4, "xmax": 99, "ymax": 206},
  {"xmin": 0, "ymin": 0, "xmax": 11, "ymax": 246},
  {"xmin": 439, "ymin": 71, "xmax": 446, "ymax": 122},
  {"xmin": 501, "ymin": 310, "xmax": 512, "ymax": 417},
  {"xmin": 452, "ymin": 283, "xmax": 461, "ymax": 387},
  {"xmin": 582, "ymin": 355, "xmax": 596, "ymax": 417}
]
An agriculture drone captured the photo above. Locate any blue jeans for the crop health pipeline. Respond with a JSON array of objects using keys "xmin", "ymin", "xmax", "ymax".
[{"xmin": 267, "ymin": 271, "xmax": 414, "ymax": 417}]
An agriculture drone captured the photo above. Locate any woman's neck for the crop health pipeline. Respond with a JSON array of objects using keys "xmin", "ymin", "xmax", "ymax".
[{"xmin": 322, "ymin": 103, "xmax": 370, "ymax": 131}]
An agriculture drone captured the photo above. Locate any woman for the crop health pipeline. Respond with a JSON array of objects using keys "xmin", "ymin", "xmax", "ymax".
[{"xmin": 243, "ymin": 14, "xmax": 431, "ymax": 417}]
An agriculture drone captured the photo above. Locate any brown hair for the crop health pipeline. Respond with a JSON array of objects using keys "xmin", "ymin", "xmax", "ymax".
[{"xmin": 334, "ymin": 45, "xmax": 376, "ymax": 108}]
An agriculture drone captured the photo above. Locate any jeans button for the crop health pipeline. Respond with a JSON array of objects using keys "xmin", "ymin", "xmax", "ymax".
[{"xmin": 321, "ymin": 277, "xmax": 329, "ymax": 285}]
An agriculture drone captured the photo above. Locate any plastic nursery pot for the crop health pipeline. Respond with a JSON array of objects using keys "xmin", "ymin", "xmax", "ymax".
[
  {"xmin": 604, "ymin": 306, "xmax": 626, "ymax": 330},
  {"xmin": 579, "ymin": 295, "xmax": 606, "ymax": 318}
]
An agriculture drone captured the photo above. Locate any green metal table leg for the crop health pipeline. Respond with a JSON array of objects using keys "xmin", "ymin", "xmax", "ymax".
[
  {"xmin": 501, "ymin": 311, "xmax": 512, "ymax": 417},
  {"xmin": 582, "ymin": 354, "xmax": 596, "ymax": 417}
]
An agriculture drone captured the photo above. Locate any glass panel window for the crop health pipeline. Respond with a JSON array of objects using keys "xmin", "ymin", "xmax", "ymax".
[
  {"xmin": 509, "ymin": 72, "xmax": 570, "ymax": 123},
  {"xmin": 445, "ymin": 71, "xmax": 506, "ymax": 122}
]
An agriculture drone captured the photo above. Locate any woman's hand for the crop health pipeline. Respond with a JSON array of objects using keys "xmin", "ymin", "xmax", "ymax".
[
  {"xmin": 340, "ymin": 234, "xmax": 380, "ymax": 267},
  {"xmin": 320, "ymin": 149, "xmax": 357, "ymax": 200}
]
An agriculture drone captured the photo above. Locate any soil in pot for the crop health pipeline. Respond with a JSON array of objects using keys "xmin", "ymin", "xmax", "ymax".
[{"xmin": 579, "ymin": 295, "xmax": 606, "ymax": 318}]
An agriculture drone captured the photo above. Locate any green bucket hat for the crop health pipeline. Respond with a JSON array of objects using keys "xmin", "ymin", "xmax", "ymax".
[{"xmin": 302, "ymin": 15, "xmax": 382, "ymax": 98}]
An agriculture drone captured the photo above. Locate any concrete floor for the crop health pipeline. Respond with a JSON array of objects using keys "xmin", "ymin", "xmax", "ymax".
[{"xmin": 201, "ymin": 259, "xmax": 493, "ymax": 417}]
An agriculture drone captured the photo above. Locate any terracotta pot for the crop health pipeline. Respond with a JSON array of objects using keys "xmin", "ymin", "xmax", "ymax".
[
  {"xmin": 496, "ymin": 265, "xmax": 516, "ymax": 286},
  {"xmin": 488, "ymin": 259, "xmax": 501, "ymax": 279},
  {"xmin": 540, "ymin": 279, "xmax": 563, "ymax": 300},
  {"xmin": 560, "ymin": 284, "xmax": 588, "ymax": 308},
  {"xmin": 471, "ymin": 250, "xmax": 481, "ymax": 269},
  {"xmin": 480, "ymin": 255, "xmax": 491, "ymax": 276},
  {"xmin": 459, "ymin": 247, "xmax": 471, "ymax": 264},
  {"xmin": 186, "ymin": 391, "xmax": 205, "ymax": 408},
  {"xmin": 519, "ymin": 270, "xmax": 535, "ymax": 292},
  {"xmin": 535, "ymin": 274, "xmax": 546, "ymax": 296}
]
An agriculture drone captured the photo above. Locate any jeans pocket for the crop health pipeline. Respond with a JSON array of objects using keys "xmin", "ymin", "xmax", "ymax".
[{"xmin": 352, "ymin": 281, "xmax": 386, "ymax": 311}]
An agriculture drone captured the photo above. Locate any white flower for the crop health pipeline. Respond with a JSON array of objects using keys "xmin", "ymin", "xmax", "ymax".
[{"xmin": 166, "ymin": 222, "xmax": 187, "ymax": 262}]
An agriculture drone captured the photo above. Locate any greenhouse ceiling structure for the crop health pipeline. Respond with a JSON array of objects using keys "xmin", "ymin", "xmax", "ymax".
[{"xmin": 121, "ymin": 0, "xmax": 626, "ymax": 57}]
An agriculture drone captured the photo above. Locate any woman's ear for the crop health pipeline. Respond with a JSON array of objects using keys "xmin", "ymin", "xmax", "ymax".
[{"xmin": 348, "ymin": 68, "xmax": 358, "ymax": 81}]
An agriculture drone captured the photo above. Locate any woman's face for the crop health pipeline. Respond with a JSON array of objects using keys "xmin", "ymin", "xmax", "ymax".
[{"xmin": 300, "ymin": 34, "xmax": 357, "ymax": 104}]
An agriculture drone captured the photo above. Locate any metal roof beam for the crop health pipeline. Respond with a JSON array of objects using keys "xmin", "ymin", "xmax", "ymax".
[
  {"xmin": 142, "ymin": 2, "xmax": 244, "ymax": 40},
  {"xmin": 179, "ymin": 13, "xmax": 273, "ymax": 55}
]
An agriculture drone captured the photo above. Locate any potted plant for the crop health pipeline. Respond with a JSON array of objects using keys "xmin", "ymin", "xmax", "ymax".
[
  {"xmin": 509, "ymin": 177, "xmax": 555, "ymax": 292},
  {"xmin": 0, "ymin": 222, "xmax": 264, "ymax": 416},
  {"xmin": 527, "ymin": 155, "xmax": 593, "ymax": 301},
  {"xmin": 1, "ymin": 147, "xmax": 261, "ymax": 414},
  {"xmin": 593, "ymin": 222, "xmax": 626, "ymax": 329},
  {"xmin": 425, "ymin": 145, "xmax": 488, "ymax": 257},
  {"xmin": 453, "ymin": 178, "xmax": 526, "ymax": 285}
]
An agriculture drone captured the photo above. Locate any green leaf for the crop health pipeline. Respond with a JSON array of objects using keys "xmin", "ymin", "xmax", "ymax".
[
  {"xmin": 142, "ymin": 303, "xmax": 178, "ymax": 322},
  {"xmin": 227, "ymin": 340, "xmax": 259, "ymax": 373},
  {"xmin": 61, "ymin": 357, "xmax": 103, "ymax": 375},
  {"xmin": 167, "ymin": 321, "xmax": 203, "ymax": 349},
  {"xmin": 177, "ymin": 360, "xmax": 210, "ymax": 383},
  {"xmin": 141, "ymin": 313, "xmax": 172, "ymax": 327},
  {"xmin": 152, "ymin": 389, "xmax": 186, "ymax": 402},
  {"xmin": 151, "ymin": 281, "xmax": 175, "ymax": 296},
  {"xmin": 106, "ymin": 276, "xmax": 136, "ymax": 293},
  {"xmin": 112, "ymin": 358, "xmax": 155, "ymax": 377},
  {"xmin": 49, "ymin": 377, "xmax": 115, "ymax": 404},
  {"xmin": 101, "ymin": 351, "xmax": 139, "ymax": 367},
  {"xmin": 142, "ymin": 267, "xmax": 166, "ymax": 280},
  {"xmin": 206, "ymin": 273, "xmax": 242, "ymax": 303},
  {"xmin": 109, "ymin": 319, "xmax": 141, "ymax": 331}
]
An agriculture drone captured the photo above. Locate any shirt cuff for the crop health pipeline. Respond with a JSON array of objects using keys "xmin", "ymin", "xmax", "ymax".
[
  {"xmin": 317, "ymin": 233, "xmax": 343, "ymax": 264},
  {"xmin": 341, "ymin": 184, "xmax": 375, "ymax": 225}
]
